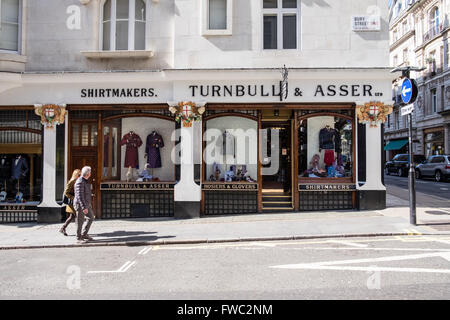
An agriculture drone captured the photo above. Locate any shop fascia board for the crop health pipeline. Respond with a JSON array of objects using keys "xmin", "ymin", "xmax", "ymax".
[
  {"xmin": 13, "ymin": 67, "xmax": 396, "ymax": 85},
  {"xmin": 20, "ymin": 71, "xmax": 167, "ymax": 84},
  {"xmin": 164, "ymin": 68, "xmax": 396, "ymax": 81}
]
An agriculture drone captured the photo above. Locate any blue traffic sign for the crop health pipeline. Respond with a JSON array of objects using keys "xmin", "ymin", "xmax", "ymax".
[{"xmin": 400, "ymin": 78, "xmax": 418, "ymax": 104}]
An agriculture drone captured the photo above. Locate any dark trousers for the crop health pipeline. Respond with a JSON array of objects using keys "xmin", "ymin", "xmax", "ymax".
[
  {"xmin": 75, "ymin": 206, "xmax": 94, "ymax": 238},
  {"xmin": 61, "ymin": 213, "xmax": 76, "ymax": 230}
]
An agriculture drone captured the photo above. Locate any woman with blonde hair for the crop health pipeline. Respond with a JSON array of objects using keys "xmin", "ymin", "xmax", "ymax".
[{"xmin": 59, "ymin": 169, "xmax": 81, "ymax": 236}]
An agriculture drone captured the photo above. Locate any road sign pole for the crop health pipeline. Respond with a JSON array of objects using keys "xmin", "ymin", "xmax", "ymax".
[{"xmin": 408, "ymin": 111, "xmax": 417, "ymax": 225}]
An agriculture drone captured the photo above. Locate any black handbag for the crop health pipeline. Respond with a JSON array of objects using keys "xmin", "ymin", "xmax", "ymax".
[{"xmin": 62, "ymin": 193, "xmax": 72, "ymax": 205}]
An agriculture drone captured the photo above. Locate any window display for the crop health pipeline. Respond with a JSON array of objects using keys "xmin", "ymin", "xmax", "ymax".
[
  {"xmin": 298, "ymin": 115, "xmax": 353, "ymax": 179},
  {"xmin": 205, "ymin": 116, "xmax": 258, "ymax": 183},
  {"xmin": 145, "ymin": 131, "xmax": 164, "ymax": 168},
  {"xmin": 102, "ymin": 117, "xmax": 175, "ymax": 182}
]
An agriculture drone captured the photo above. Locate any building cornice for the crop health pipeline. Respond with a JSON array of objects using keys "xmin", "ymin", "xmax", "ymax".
[{"xmin": 390, "ymin": 30, "xmax": 416, "ymax": 52}]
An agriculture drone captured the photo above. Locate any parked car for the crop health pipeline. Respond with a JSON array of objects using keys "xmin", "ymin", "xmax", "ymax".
[
  {"xmin": 415, "ymin": 155, "xmax": 450, "ymax": 182},
  {"xmin": 385, "ymin": 154, "xmax": 426, "ymax": 177}
]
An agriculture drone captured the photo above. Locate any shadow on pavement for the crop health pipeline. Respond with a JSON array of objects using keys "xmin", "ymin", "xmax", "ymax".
[
  {"xmin": 89, "ymin": 230, "xmax": 175, "ymax": 243},
  {"xmin": 424, "ymin": 210, "xmax": 450, "ymax": 216}
]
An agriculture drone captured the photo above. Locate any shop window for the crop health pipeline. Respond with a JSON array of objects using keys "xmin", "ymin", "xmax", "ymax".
[
  {"xmin": 202, "ymin": 0, "xmax": 233, "ymax": 35},
  {"xmin": 0, "ymin": 0, "xmax": 21, "ymax": 52},
  {"xmin": 102, "ymin": 0, "xmax": 147, "ymax": 51},
  {"xmin": 101, "ymin": 116, "xmax": 175, "ymax": 182},
  {"xmin": 263, "ymin": 0, "xmax": 299, "ymax": 50},
  {"xmin": 204, "ymin": 116, "xmax": 258, "ymax": 183},
  {"xmin": 0, "ymin": 110, "xmax": 42, "ymax": 204},
  {"xmin": 425, "ymin": 131, "xmax": 444, "ymax": 156},
  {"xmin": 298, "ymin": 115, "xmax": 353, "ymax": 180},
  {"xmin": 431, "ymin": 88, "xmax": 437, "ymax": 113}
]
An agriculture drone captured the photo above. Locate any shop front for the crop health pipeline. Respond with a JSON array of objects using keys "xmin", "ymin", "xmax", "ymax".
[
  {"xmin": 0, "ymin": 69, "xmax": 394, "ymax": 222},
  {"xmin": 423, "ymin": 127, "xmax": 445, "ymax": 157}
]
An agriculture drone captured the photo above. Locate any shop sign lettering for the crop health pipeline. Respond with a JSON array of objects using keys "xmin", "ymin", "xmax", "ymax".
[
  {"xmin": 299, "ymin": 184, "xmax": 356, "ymax": 191},
  {"xmin": 100, "ymin": 183, "xmax": 174, "ymax": 190},
  {"xmin": 81, "ymin": 88, "xmax": 156, "ymax": 98},
  {"xmin": 0, "ymin": 205, "xmax": 35, "ymax": 211},
  {"xmin": 189, "ymin": 84, "xmax": 382, "ymax": 98},
  {"xmin": 202, "ymin": 183, "xmax": 258, "ymax": 191}
]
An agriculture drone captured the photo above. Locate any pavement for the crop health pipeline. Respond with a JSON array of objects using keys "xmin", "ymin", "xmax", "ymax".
[{"xmin": 0, "ymin": 191, "xmax": 449, "ymax": 250}]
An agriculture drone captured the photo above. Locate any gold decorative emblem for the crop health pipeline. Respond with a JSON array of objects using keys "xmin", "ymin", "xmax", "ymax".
[
  {"xmin": 34, "ymin": 104, "xmax": 66, "ymax": 129},
  {"xmin": 169, "ymin": 101, "xmax": 205, "ymax": 127},
  {"xmin": 356, "ymin": 102, "xmax": 393, "ymax": 128}
]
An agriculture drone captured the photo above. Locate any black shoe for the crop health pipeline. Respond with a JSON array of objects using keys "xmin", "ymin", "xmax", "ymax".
[
  {"xmin": 82, "ymin": 235, "xmax": 94, "ymax": 241},
  {"xmin": 59, "ymin": 228, "xmax": 68, "ymax": 236}
]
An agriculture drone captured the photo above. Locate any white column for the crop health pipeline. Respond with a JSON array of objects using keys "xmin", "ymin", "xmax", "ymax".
[
  {"xmin": 360, "ymin": 125, "xmax": 386, "ymax": 191},
  {"xmin": 38, "ymin": 127, "xmax": 60, "ymax": 208},
  {"xmin": 174, "ymin": 122, "xmax": 201, "ymax": 202}
]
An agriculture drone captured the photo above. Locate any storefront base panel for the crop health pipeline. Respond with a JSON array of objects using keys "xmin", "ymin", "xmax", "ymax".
[
  {"xmin": 298, "ymin": 191, "xmax": 354, "ymax": 211},
  {"xmin": 0, "ymin": 205, "xmax": 38, "ymax": 223},
  {"xmin": 101, "ymin": 190, "xmax": 174, "ymax": 219},
  {"xmin": 37, "ymin": 207, "xmax": 61, "ymax": 223},
  {"xmin": 357, "ymin": 190, "xmax": 386, "ymax": 210},
  {"xmin": 204, "ymin": 191, "xmax": 258, "ymax": 216},
  {"xmin": 175, "ymin": 201, "xmax": 200, "ymax": 219}
]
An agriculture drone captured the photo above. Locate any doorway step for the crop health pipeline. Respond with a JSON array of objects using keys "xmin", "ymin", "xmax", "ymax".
[{"xmin": 262, "ymin": 191, "xmax": 293, "ymax": 213}]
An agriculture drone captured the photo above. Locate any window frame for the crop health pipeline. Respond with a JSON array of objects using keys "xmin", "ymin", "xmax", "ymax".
[
  {"xmin": 0, "ymin": 0, "xmax": 22, "ymax": 54},
  {"xmin": 202, "ymin": 0, "xmax": 233, "ymax": 36},
  {"xmin": 100, "ymin": 0, "xmax": 149, "ymax": 51},
  {"xmin": 262, "ymin": 0, "xmax": 301, "ymax": 50}
]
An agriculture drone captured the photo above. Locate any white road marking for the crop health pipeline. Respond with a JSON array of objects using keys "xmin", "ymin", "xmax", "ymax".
[
  {"xmin": 271, "ymin": 265, "xmax": 450, "ymax": 274},
  {"xmin": 440, "ymin": 188, "xmax": 449, "ymax": 191},
  {"xmin": 328, "ymin": 240, "xmax": 368, "ymax": 248},
  {"xmin": 271, "ymin": 252, "xmax": 450, "ymax": 274},
  {"xmin": 87, "ymin": 260, "xmax": 137, "ymax": 274},
  {"xmin": 138, "ymin": 247, "xmax": 152, "ymax": 255}
]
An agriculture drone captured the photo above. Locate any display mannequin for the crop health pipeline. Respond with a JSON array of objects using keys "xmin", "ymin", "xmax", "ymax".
[
  {"xmin": 319, "ymin": 125, "xmax": 341, "ymax": 167},
  {"xmin": 145, "ymin": 130, "xmax": 164, "ymax": 171},
  {"xmin": 11, "ymin": 155, "xmax": 28, "ymax": 202},
  {"xmin": 121, "ymin": 130, "xmax": 142, "ymax": 179}
]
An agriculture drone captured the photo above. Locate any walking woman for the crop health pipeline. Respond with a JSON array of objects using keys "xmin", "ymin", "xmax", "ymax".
[{"xmin": 59, "ymin": 169, "xmax": 81, "ymax": 236}]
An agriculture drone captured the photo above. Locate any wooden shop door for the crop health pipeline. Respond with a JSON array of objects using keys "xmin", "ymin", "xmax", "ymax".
[{"xmin": 70, "ymin": 120, "xmax": 99, "ymax": 215}]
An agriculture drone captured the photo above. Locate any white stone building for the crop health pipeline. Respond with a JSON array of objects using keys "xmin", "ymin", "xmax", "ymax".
[
  {"xmin": 386, "ymin": 0, "xmax": 450, "ymax": 160},
  {"xmin": 0, "ymin": 0, "xmax": 394, "ymax": 223}
]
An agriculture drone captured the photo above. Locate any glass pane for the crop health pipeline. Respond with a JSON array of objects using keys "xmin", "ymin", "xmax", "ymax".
[
  {"xmin": 103, "ymin": 21, "xmax": 111, "ymax": 50},
  {"xmin": 135, "ymin": 0, "xmax": 146, "ymax": 21},
  {"xmin": 205, "ymin": 116, "xmax": 258, "ymax": 183},
  {"xmin": 72, "ymin": 124, "xmax": 79, "ymax": 147},
  {"xmin": 282, "ymin": 0, "xmax": 297, "ymax": 8},
  {"xmin": 116, "ymin": 0, "xmax": 129, "ymax": 19},
  {"xmin": 135, "ymin": 21, "xmax": 145, "ymax": 50},
  {"xmin": 298, "ymin": 116, "xmax": 353, "ymax": 179},
  {"xmin": 112, "ymin": 128, "xmax": 118, "ymax": 177},
  {"xmin": 116, "ymin": 20, "xmax": 129, "ymax": 50},
  {"xmin": 0, "ymin": 23, "xmax": 18, "ymax": 51},
  {"xmin": 263, "ymin": 0, "xmax": 277, "ymax": 8},
  {"xmin": 209, "ymin": 0, "xmax": 227, "ymax": 30},
  {"xmin": 81, "ymin": 124, "xmax": 89, "ymax": 146},
  {"xmin": 283, "ymin": 15, "xmax": 296, "ymax": 49},
  {"xmin": 2, "ymin": 0, "xmax": 19, "ymax": 23},
  {"xmin": 263, "ymin": 15, "xmax": 277, "ymax": 49},
  {"xmin": 103, "ymin": 127, "xmax": 110, "ymax": 177},
  {"xmin": 103, "ymin": 0, "xmax": 111, "ymax": 21},
  {"xmin": 91, "ymin": 124, "xmax": 97, "ymax": 146}
]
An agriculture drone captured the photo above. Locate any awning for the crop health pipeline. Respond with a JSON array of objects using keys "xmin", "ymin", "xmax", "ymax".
[{"xmin": 384, "ymin": 139, "xmax": 408, "ymax": 151}]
